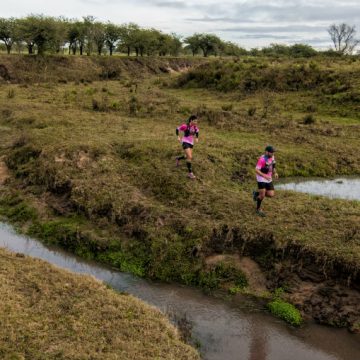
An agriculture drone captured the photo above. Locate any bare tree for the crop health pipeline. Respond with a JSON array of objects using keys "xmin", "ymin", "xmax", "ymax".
[{"xmin": 328, "ymin": 23, "xmax": 360, "ymax": 54}]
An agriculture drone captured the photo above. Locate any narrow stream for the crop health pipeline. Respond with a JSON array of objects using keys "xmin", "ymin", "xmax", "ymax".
[
  {"xmin": 277, "ymin": 177, "xmax": 360, "ymax": 201},
  {"xmin": 0, "ymin": 223, "xmax": 359, "ymax": 360}
]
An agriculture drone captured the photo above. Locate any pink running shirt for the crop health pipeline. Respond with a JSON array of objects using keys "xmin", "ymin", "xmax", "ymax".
[
  {"xmin": 177, "ymin": 123, "xmax": 199, "ymax": 145},
  {"xmin": 256, "ymin": 155, "xmax": 275, "ymax": 183}
]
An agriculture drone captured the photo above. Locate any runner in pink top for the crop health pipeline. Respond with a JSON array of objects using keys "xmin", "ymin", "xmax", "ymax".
[
  {"xmin": 252, "ymin": 145, "xmax": 279, "ymax": 217},
  {"xmin": 175, "ymin": 115, "xmax": 199, "ymax": 179}
]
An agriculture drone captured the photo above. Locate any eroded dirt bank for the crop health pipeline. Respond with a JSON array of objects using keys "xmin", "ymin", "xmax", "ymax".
[
  {"xmin": 1, "ymin": 141, "xmax": 360, "ymax": 333},
  {"xmin": 207, "ymin": 226, "xmax": 360, "ymax": 332}
]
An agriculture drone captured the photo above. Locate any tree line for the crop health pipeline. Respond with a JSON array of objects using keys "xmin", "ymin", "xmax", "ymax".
[
  {"xmin": 0, "ymin": 15, "xmax": 358, "ymax": 57},
  {"xmin": 0, "ymin": 15, "xmax": 247, "ymax": 57}
]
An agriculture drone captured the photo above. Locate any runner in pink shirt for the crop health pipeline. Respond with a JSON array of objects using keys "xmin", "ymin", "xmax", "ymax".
[
  {"xmin": 175, "ymin": 115, "xmax": 199, "ymax": 179},
  {"xmin": 252, "ymin": 145, "xmax": 279, "ymax": 217}
]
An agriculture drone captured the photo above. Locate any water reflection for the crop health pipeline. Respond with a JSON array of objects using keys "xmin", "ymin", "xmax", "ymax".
[
  {"xmin": 249, "ymin": 321, "xmax": 267, "ymax": 360},
  {"xmin": 277, "ymin": 177, "xmax": 360, "ymax": 201}
]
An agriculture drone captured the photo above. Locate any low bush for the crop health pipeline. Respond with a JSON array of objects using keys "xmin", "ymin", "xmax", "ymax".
[
  {"xmin": 7, "ymin": 89, "xmax": 15, "ymax": 99},
  {"xmin": 303, "ymin": 114, "xmax": 316, "ymax": 124},
  {"xmin": 267, "ymin": 299, "xmax": 302, "ymax": 326}
]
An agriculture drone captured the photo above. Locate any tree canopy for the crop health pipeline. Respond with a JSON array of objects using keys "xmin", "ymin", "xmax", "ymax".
[{"xmin": 0, "ymin": 14, "xmax": 332, "ymax": 58}]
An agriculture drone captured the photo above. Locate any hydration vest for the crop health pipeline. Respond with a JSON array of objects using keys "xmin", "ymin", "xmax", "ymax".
[
  {"xmin": 260, "ymin": 155, "xmax": 276, "ymax": 174},
  {"xmin": 184, "ymin": 125, "xmax": 197, "ymax": 137}
]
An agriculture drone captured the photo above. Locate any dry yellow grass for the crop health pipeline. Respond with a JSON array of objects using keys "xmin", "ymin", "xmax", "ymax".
[{"xmin": 0, "ymin": 248, "xmax": 199, "ymax": 360}]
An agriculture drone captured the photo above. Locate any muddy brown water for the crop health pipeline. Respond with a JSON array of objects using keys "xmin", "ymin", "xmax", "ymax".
[
  {"xmin": 277, "ymin": 177, "xmax": 360, "ymax": 201},
  {"xmin": 0, "ymin": 223, "xmax": 359, "ymax": 360}
]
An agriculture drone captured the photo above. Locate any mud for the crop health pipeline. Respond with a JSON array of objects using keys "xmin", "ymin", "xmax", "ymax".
[
  {"xmin": 269, "ymin": 258, "xmax": 360, "ymax": 333},
  {"xmin": 206, "ymin": 225, "xmax": 360, "ymax": 332}
]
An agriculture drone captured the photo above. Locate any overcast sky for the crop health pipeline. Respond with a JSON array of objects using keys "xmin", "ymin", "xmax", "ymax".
[{"xmin": 3, "ymin": 0, "xmax": 360, "ymax": 49}]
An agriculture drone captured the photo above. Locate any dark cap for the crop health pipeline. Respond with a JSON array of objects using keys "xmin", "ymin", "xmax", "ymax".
[{"xmin": 265, "ymin": 145, "xmax": 276, "ymax": 153}]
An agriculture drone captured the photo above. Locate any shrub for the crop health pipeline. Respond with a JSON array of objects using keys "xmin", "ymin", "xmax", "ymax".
[
  {"xmin": 175, "ymin": 59, "xmax": 348, "ymax": 94},
  {"xmin": 247, "ymin": 107, "xmax": 256, "ymax": 116},
  {"xmin": 97, "ymin": 251, "xmax": 146, "ymax": 277},
  {"xmin": 303, "ymin": 114, "xmax": 316, "ymax": 125},
  {"xmin": 7, "ymin": 89, "xmax": 15, "ymax": 99},
  {"xmin": 92, "ymin": 99, "xmax": 100, "ymax": 111},
  {"xmin": 5, "ymin": 146, "xmax": 42, "ymax": 170},
  {"xmin": 2, "ymin": 109, "xmax": 13, "ymax": 119},
  {"xmin": 199, "ymin": 262, "xmax": 248, "ymax": 291},
  {"xmin": 221, "ymin": 103, "xmax": 233, "ymax": 111},
  {"xmin": 228, "ymin": 286, "xmax": 243, "ymax": 295},
  {"xmin": 92, "ymin": 98, "xmax": 108, "ymax": 112},
  {"xmin": 110, "ymin": 101, "xmax": 121, "ymax": 110},
  {"xmin": 267, "ymin": 299, "xmax": 302, "ymax": 326},
  {"xmin": 306, "ymin": 104, "xmax": 317, "ymax": 112},
  {"xmin": 129, "ymin": 96, "xmax": 139, "ymax": 116},
  {"xmin": 6, "ymin": 202, "xmax": 37, "ymax": 222},
  {"xmin": 27, "ymin": 219, "xmax": 81, "ymax": 249},
  {"xmin": 0, "ymin": 193, "xmax": 37, "ymax": 222},
  {"xmin": 85, "ymin": 87, "xmax": 98, "ymax": 96},
  {"xmin": 11, "ymin": 134, "xmax": 29, "ymax": 148}
]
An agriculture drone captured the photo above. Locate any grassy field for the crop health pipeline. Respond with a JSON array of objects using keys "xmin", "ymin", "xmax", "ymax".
[
  {"xmin": 0, "ymin": 247, "xmax": 199, "ymax": 359},
  {"xmin": 0, "ymin": 55, "xmax": 359, "ymax": 304}
]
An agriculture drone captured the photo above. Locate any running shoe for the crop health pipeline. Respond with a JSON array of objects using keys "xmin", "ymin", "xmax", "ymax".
[
  {"xmin": 256, "ymin": 209, "xmax": 266, "ymax": 217},
  {"xmin": 188, "ymin": 172, "xmax": 196, "ymax": 179}
]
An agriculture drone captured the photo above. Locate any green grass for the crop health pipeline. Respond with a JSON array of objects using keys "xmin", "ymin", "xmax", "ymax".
[
  {"xmin": 0, "ymin": 55, "xmax": 359, "ymax": 322},
  {"xmin": 268, "ymin": 299, "xmax": 302, "ymax": 326}
]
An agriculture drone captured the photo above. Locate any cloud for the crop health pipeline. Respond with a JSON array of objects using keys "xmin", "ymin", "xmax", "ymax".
[
  {"xmin": 219, "ymin": 24, "xmax": 327, "ymax": 34},
  {"xmin": 5, "ymin": 0, "xmax": 360, "ymax": 49},
  {"xmin": 187, "ymin": 1, "xmax": 360, "ymax": 24},
  {"xmin": 186, "ymin": 16, "xmax": 239, "ymax": 23},
  {"xmin": 240, "ymin": 34, "xmax": 293, "ymax": 40},
  {"xmin": 154, "ymin": 1, "xmax": 187, "ymax": 8}
]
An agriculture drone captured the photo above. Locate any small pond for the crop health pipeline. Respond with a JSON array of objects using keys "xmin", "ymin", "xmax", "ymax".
[{"xmin": 277, "ymin": 177, "xmax": 360, "ymax": 201}]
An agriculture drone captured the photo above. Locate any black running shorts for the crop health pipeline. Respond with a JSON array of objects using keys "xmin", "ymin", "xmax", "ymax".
[
  {"xmin": 182, "ymin": 142, "xmax": 194, "ymax": 150},
  {"xmin": 257, "ymin": 182, "xmax": 274, "ymax": 191}
]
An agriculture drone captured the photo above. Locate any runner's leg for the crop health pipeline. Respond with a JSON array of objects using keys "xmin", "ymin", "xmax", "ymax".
[
  {"xmin": 257, "ymin": 189, "xmax": 266, "ymax": 210},
  {"xmin": 185, "ymin": 148, "xmax": 193, "ymax": 173}
]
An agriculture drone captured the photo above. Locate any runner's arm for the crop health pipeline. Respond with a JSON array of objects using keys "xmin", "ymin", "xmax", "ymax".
[
  {"xmin": 272, "ymin": 162, "xmax": 279, "ymax": 179},
  {"xmin": 175, "ymin": 128, "xmax": 181, "ymax": 142},
  {"xmin": 255, "ymin": 168, "xmax": 270, "ymax": 179}
]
